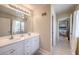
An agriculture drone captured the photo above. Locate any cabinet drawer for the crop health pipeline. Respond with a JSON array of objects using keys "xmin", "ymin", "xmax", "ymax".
[
  {"xmin": 0, "ymin": 41, "xmax": 24, "ymax": 55},
  {"xmin": 0, "ymin": 49, "xmax": 17, "ymax": 55},
  {"xmin": 24, "ymin": 36, "xmax": 39, "ymax": 55}
]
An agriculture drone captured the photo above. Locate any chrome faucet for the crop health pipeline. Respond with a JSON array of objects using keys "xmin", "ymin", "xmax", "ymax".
[{"xmin": 9, "ymin": 19, "xmax": 14, "ymax": 39}]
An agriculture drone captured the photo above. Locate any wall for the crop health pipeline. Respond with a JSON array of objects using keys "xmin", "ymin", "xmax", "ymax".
[
  {"xmin": 75, "ymin": 11, "xmax": 79, "ymax": 37},
  {"xmin": 70, "ymin": 11, "xmax": 77, "ymax": 54},
  {"xmin": 32, "ymin": 5, "xmax": 51, "ymax": 52}
]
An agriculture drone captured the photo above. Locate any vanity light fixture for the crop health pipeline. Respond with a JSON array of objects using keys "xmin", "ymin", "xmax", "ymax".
[{"xmin": 8, "ymin": 4, "xmax": 31, "ymax": 16}]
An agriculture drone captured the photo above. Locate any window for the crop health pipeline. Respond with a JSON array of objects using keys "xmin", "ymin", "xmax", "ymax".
[
  {"xmin": 13, "ymin": 20, "xmax": 21, "ymax": 34},
  {"xmin": 21, "ymin": 21, "xmax": 24, "ymax": 33}
]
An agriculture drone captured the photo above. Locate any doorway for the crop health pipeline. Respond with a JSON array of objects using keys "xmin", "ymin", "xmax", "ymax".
[
  {"xmin": 59, "ymin": 18, "xmax": 70, "ymax": 41},
  {"xmin": 52, "ymin": 17, "xmax": 72, "ymax": 55}
]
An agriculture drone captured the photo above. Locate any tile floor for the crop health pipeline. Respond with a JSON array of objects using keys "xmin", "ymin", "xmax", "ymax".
[
  {"xmin": 34, "ymin": 36, "xmax": 72, "ymax": 55},
  {"xmin": 52, "ymin": 36, "xmax": 72, "ymax": 55}
]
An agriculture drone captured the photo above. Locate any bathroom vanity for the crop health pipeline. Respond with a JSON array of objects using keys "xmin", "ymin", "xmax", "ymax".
[
  {"xmin": 0, "ymin": 5, "xmax": 40, "ymax": 55},
  {"xmin": 0, "ymin": 33, "xmax": 40, "ymax": 55}
]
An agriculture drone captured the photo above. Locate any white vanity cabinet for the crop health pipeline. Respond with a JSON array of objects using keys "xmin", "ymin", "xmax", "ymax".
[
  {"xmin": 0, "ymin": 41, "xmax": 24, "ymax": 55},
  {"xmin": 24, "ymin": 36, "xmax": 39, "ymax": 55},
  {"xmin": 24, "ymin": 39, "xmax": 34, "ymax": 55},
  {"xmin": 32, "ymin": 36, "xmax": 39, "ymax": 53},
  {"xmin": 0, "ymin": 34, "xmax": 39, "ymax": 55}
]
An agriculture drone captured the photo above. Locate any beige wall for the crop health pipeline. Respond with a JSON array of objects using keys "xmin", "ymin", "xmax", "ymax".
[
  {"xmin": 70, "ymin": 11, "xmax": 77, "ymax": 54},
  {"xmin": 32, "ymin": 5, "xmax": 51, "ymax": 52}
]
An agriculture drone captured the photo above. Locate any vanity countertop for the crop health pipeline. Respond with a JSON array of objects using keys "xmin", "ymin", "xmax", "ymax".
[{"xmin": 0, "ymin": 33, "xmax": 39, "ymax": 48}]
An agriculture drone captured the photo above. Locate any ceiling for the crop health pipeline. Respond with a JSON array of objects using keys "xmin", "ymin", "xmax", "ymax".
[
  {"xmin": 0, "ymin": 4, "xmax": 76, "ymax": 18},
  {"xmin": 53, "ymin": 4, "xmax": 77, "ymax": 15}
]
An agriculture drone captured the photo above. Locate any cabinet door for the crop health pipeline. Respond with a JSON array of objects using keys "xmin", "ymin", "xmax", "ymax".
[
  {"xmin": 0, "ymin": 49, "xmax": 17, "ymax": 55},
  {"xmin": 32, "ymin": 37, "xmax": 39, "ymax": 53},
  {"xmin": 24, "ymin": 39, "xmax": 32, "ymax": 55},
  {"xmin": 0, "ymin": 41, "xmax": 24, "ymax": 55},
  {"xmin": 15, "ymin": 41, "xmax": 24, "ymax": 55},
  {"xmin": 24, "ymin": 36, "xmax": 39, "ymax": 55}
]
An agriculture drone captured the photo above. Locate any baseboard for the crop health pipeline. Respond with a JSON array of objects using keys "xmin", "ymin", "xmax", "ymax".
[{"xmin": 39, "ymin": 48, "xmax": 51, "ymax": 55}]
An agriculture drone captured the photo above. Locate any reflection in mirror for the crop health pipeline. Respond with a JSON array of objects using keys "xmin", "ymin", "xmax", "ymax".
[
  {"xmin": 0, "ymin": 17, "xmax": 11, "ymax": 37},
  {"xmin": 0, "ymin": 5, "xmax": 30, "ymax": 38},
  {"xmin": 20, "ymin": 21, "xmax": 24, "ymax": 33},
  {"xmin": 12, "ymin": 18, "xmax": 27, "ymax": 35},
  {"xmin": 12, "ymin": 20, "xmax": 21, "ymax": 34}
]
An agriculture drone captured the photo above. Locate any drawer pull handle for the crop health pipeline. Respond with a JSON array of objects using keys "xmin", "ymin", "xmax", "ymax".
[{"xmin": 10, "ymin": 49, "xmax": 15, "ymax": 53}]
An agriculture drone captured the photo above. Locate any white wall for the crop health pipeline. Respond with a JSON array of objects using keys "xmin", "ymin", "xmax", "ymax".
[
  {"xmin": 70, "ymin": 11, "xmax": 77, "ymax": 54},
  {"xmin": 71, "ymin": 10, "xmax": 79, "ymax": 54},
  {"xmin": 75, "ymin": 11, "xmax": 79, "ymax": 37}
]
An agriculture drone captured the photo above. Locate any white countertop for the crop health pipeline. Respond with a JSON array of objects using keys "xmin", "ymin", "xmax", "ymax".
[{"xmin": 0, "ymin": 33, "xmax": 39, "ymax": 48}]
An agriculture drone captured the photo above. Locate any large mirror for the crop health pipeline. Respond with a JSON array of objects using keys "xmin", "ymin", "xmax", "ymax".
[
  {"xmin": 12, "ymin": 18, "xmax": 27, "ymax": 35},
  {"xmin": 0, "ymin": 5, "xmax": 29, "ymax": 37},
  {"xmin": 0, "ymin": 14, "xmax": 27, "ymax": 37}
]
